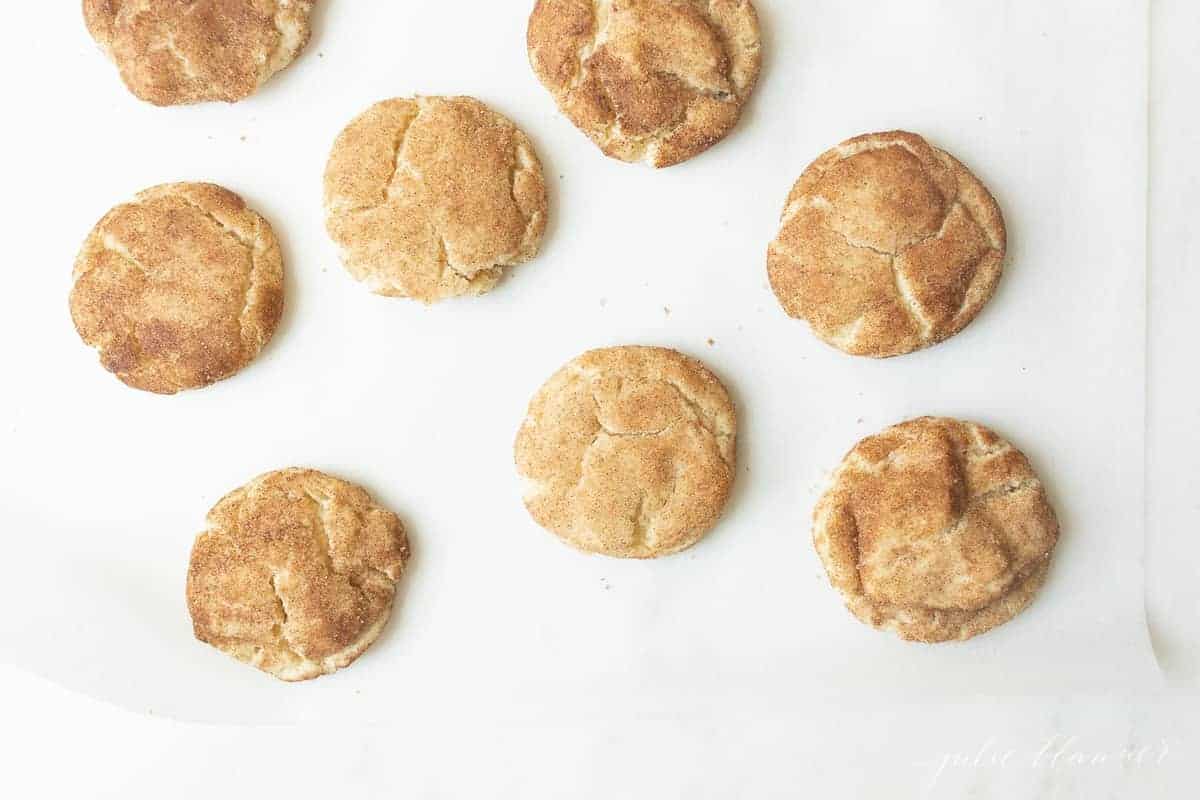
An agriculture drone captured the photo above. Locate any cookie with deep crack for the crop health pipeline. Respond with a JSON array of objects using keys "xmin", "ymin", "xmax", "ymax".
[
  {"xmin": 186, "ymin": 468, "xmax": 410, "ymax": 682},
  {"xmin": 515, "ymin": 346, "xmax": 736, "ymax": 558},
  {"xmin": 813, "ymin": 417, "xmax": 1059, "ymax": 643},
  {"xmin": 323, "ymin": 96, "xmax": 548, "ymax": 303},
  {"xmin": 83, "ymin": 0, "xmax": 316, "ymax": 106},
  {"xmin": 768, "ymin": 131, "xmax": 1007, "ymax": 357},
  {"xmin": 69, "ymin": 182, "xmax": 284, "ymax": 394},
  {"xmin": 527, "ymin": 0, "xmax": 762, "ymax": 168}
]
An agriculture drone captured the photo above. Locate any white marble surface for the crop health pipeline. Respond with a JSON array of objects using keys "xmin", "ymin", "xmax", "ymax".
[
  {"xmin": 1146, "ymin": 0, "xmax": 1200, "ymax": 690},
  {"xmin": 0, "ymin": 663, "xmax": 1194, "ymax": 798},
  {"xmin": 1, "ymin": 0, "xmax": 1196, "ymax": 795}
]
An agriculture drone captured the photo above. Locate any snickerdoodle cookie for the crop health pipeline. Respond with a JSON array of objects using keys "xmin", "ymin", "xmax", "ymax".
[
  {"xmin": 813, "ymin": 417, "xmax": 1059, "ymax": 643},
  {"xmin": 323, "ymin": 96, "xmax": 548, "ymax": 303},
  {"xmin": 527, "ymin": 0, "xmax": 762, "ymax": 167},
  {"xmin": 515, "ymin": 346, "xmax": 736, "ymax": 558},
  {"xmin": 69, "ymin": 182, "xmax": 284, "ymax": 394},
  {"xmin": 186, "ymin": 468, "xmax": 411, "ymax": 682},
  {"xmin": 83, "ymin": 0, "xmax": 315, "ymax": 105},
  {"xmin": 768, "ymin": 131, "xmax": 1007, "ymax": 357}
]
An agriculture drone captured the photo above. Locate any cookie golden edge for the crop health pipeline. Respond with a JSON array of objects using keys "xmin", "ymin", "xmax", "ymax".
[
  {"xmin": 767, "ymin": 130, "xmax": 1007, "ymax": 358},
  {"xmin": 514, "ymin": 345, "xmax": 737, "ymax": 559},
  {"xmin": 526, "ymin": 0, "xmax": 763, "ymax": 168},
  {"xmin": 69, "ymin": 182, "xmax": 285, "ymax": 395},
  {"xmin": 186, "ymin": 468, "xmax": 411, "ymax": 682},
  {"xmin": 322, "ymin": 95, "xmax": 549, "ymax": 303},
  {"xmin": 811, "ymin": 417, "xmax": 1058, "ymax": 643},
  {"xmin": 83, "ymin": 0, "xmax": 315, "ymax": 106}
]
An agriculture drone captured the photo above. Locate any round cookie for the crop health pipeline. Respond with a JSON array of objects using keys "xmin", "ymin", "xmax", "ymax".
[
  {"xmin": 69, "ymin": 182, "xmax": 284, "ymax": 394},
  {"xmin": 323, "ymin": 96, "xmax": 548, "ymax": 303},
  {"xmin": 527, "ymin": 0, "xmax": 762, "ymax": 168},
  {"xmin": 768, "ymin": 131, "xmax": 1007, "ymax": 357},
  {"xmin": 83, "ymin": 0, "xmax": 315, "ymax": 106},
  {"xmin": 515, "ymin": 346, "xmax": 736, "ymax": 558},
  {"xmin": 813, "ymin": 417, "xmax": 1059, "ymax": 643},
  {"xmin": 186, "ymin": 468, "xmax": 410, "ymax": 682}
]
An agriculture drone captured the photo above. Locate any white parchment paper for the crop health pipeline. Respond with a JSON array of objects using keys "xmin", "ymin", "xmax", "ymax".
[{"xmin": 0, "ymin": 0, "xmax": 1159, "ymax": 723}]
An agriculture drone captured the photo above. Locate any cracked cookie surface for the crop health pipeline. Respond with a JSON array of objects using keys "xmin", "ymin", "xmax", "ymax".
[
  {"xmin": 70, "ymin": 182, "xmax": 284, "ymax": 394},
  {"xmin": 527, "ymin": 0, "xmax": 762, "ymax": 168},
  {"xmin": 768, "ymin": 131, "xmax": 1007, "ymax": 357},
  {"xmin": 83, "ymin": 0, "xmax": 315, "ymax": 106},
  {"xmin": 323, "ymin": 96, "xmax": 548, "ymax": 303},
  {"xmin": 515, "ymin": 346, "xmax": 736, "ymax": 559},
  {"xmin": 813, "ymin": 417, "xmax": 1059, "ymax": 643},
  {"xmin": 186, "ymin": 468, "xmax": 410, "ymax": 682}
]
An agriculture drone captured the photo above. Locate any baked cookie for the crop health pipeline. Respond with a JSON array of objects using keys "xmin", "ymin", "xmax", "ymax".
[
  {"xmin": 768, "ymin": 131, "xmax": 1006, "ymax": 357},
  {"xmin": 323, "ymin": 96, "xmax": 548, "ymax": 303},
  {"xmin": 70, "ymin": 182, "xmax": 284, "ymax": 394},
  {"xmin": 186, "ymin": 468, "xmax": 410, "ymax": 682},
  {"xmin": 83, "ymin": 0, "xmax": 315, "ymax": 106},
  {"xmin": 813, "ymin": 417, "xmax": 1059, "ymax": 643},
  {"xmin": 515, "ymin": 346, "xmax": 736, "ymax": 558},
  {"xmin": 527, "ymin": 0, "xmax": 762, "ymax": 168}
]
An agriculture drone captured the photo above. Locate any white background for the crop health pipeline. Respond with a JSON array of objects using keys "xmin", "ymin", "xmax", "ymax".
[{"xmin": 0, "ymin": 0, "xmax": 1196, "ymax": 796}]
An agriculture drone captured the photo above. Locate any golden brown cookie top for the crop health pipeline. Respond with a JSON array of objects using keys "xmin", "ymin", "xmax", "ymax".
[
  {"xmin": 768, "ymin": 131, "xmax": 1007, "ymax": 357},
  {"xmin": 515, "ymin": 346, "xmax": 736, "ymax": 559},
  {"xmin": 813, "ymin": 417, "xmax": 1059, "ymax": 643},
  {"xmin": 83, "ymin": 0, "xmax": 315, "ymax": 106},
  {"xmin": 70, "ymin": 182, "xmax": 284, "ymax": 395},
  {"xmin": 323, "ymin": 96, "xmax": 548, "ymax": 303},
  {"xmin": 527, "ymin": 0, "xmax": 762, "ymax": 167},
  {"xmin": 186, "ymin": 468, "xmax": 410, "ymax": 682}
]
